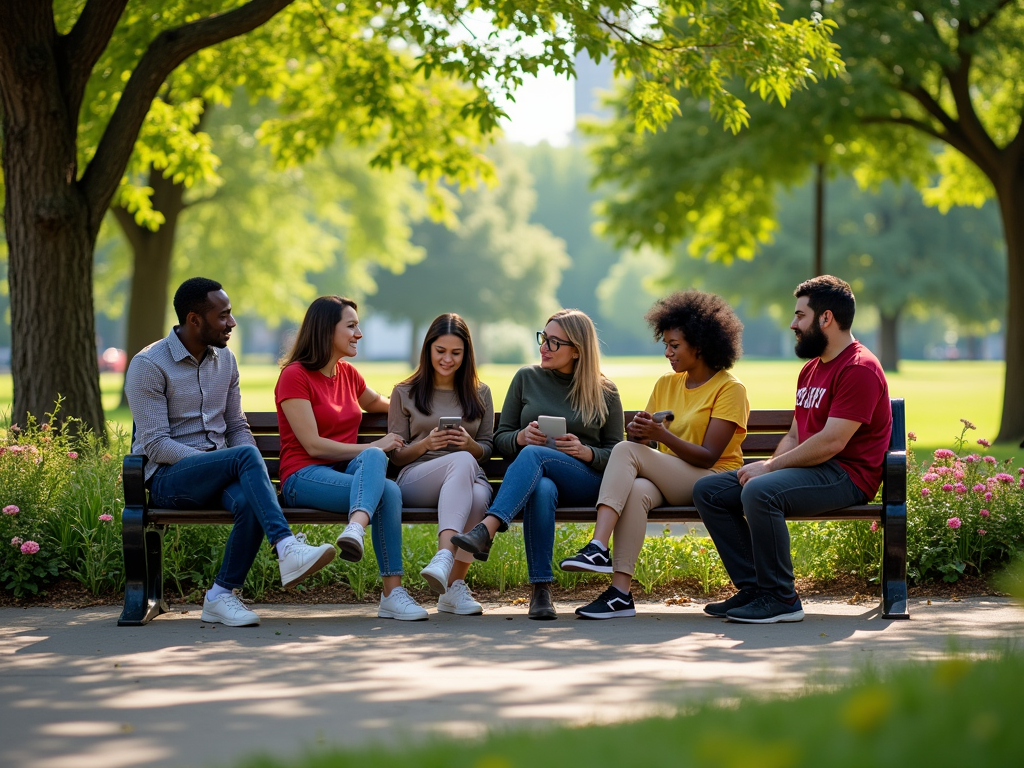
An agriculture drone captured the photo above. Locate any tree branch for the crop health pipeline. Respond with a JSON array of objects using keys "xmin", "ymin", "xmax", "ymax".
[
  {"xmin": 860, "ymin": 114, "xmax": 948, "ymax": 143},
  {"xmin": 961, "ymin": 0, "xmax": 1014, "ymax": 37},
  {"xmin": 58, "ymin": 0, "xmax": 130, "ymax": 120},
  {"xmin": 110, "ymin": 201, "xmax": 148, "ymax": 256},
  {"xmin": 80, "ymin": 0, "xmax": 295, "ymax": 234},
  {"xmin": 945, "ymin": 50, "xmax": 1002, "ymax": 175}
]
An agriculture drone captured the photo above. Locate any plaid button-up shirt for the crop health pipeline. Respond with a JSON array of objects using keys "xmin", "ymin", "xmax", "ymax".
[{"xmin": 124, "ymin": 328, "xmax": 256, "ymax": 482}]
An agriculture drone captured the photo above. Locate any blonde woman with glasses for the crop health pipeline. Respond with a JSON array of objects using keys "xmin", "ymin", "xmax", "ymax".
[{"xmin": 452, "ymin": 309, "xmax": 624, "ymax": 620}]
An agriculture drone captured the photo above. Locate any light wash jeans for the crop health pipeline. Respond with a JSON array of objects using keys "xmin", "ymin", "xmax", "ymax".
[
  {"xmin": 149, "ymin": 445, "xmax": 291, "ymax": 590},
  {"xmin": 488, "ymin": 445, "xmax": 603, "ymax": 583},
  {"xmin": 281, "ymin": 447, "xmax": 403, "ymax": 576}
]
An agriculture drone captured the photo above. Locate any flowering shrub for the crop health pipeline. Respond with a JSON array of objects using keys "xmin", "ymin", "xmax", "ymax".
[
  {"xmin": 906, "ymin": 419, "xmax": 1024, "ymax": 583},
  {"xmin": 0, "ymin": 404, "xmax": 127, "ymax": 597}
]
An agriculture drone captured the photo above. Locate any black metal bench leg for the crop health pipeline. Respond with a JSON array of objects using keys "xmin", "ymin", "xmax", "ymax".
[
  {"xmin": 881, "ymin": 501, "xmax": 910, "ymax": 619},
  {"xmin": 118, "ymin": 506, "xmax": 168, "ymax": 626}
]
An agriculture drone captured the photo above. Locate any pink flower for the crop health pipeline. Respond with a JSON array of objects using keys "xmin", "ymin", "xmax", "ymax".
[
  {"xmin": 983, "ymin": 456, "xmax": 998, "ymax": 465},
  {"xmin": 964, "ymin": 454, "xmax": 980, "ymax": 464},
  {"xmin": 870, "ymin": 521, "xmax": 879, "ymax": 532},
  {"xmin": 921, "ymin": 488, "xmax": 931, "ymax": 497},
  {"xmin": 977, "ymin": 438, "xmax": 991, "ymax": 448},
  {"xmin": 947, "ymin": 517, "xmax": 962, "ymax": 530},
  {"xmin": 8, "ymin": 445, "xmax": 24, "ymax": 454},
  {"xmin": 67, "ymin": 452, "xmax": 78, "ymax": 459},
  {"xmin": 942, "ymin": 483, "xmax": 955, "ymax": 492},
  {"xmin": 953, "ymin": 470, "xmax": 965, "ymax": 480},
  {"xmin": 985, "ymin": 492, "xmax": 993, "ymax": 502},
  {"xmin": 20, "ymin": 541, "xmax": 40, "ymax": 555},
  {"xmin": 978, "ymin": 529, "xmax": 987, "ymax": 536},
  {"xmin": 973, "ymin": 484, "xmax": 986, "ymax": 493},
  {"xmin": 980, "ymin": 509, "xmax": 990, "ymax": 518},
  {"xmin": 996, "ymin": 473, "xmax": 1014, "ymax": 484},
  {"xmin": 923, "ymin": 473, "xmax": 940, "ymax": 482},
  {"xmin": 1018, "ymin": 468, "xmax": 1024, "ymax": 475},
  {"xmin": 954, "ymin": 483, "xmax": 968, "ymax": 494},
  {"xmin": 934, "ymin": 449, "xmax": 955, "ymax": 460},
  {"xmin": 936, "ymin": 467, "xmax": 952, "ymax": 476},
  {"xmin": 908, "ymin": 432, "xmax": 917, "ymax": 442},
  {"xmin": 2, "ymin": 505, "xmax": 18, "ymax": 515},
  {"xmin": 98, "ymin": 514, "xmax": 113, "ymax": 522},
  {"xmin": 11, "ymin": 537, "xmax": 23, "ymax": 548}
]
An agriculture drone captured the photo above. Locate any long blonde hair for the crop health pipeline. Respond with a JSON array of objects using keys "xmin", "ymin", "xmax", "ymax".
[{"xmin": 547, "ymin": 309, "xmax": 612, "ymax": 428}]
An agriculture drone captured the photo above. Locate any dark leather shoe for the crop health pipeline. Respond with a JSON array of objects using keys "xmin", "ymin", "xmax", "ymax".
[
  {"xmin": 451, "ymin": 522, "xmax": 492, "ymax": 562},
  {"xmin": 528, "ymin": 582, "xmax": 557, "ymax": 620}
]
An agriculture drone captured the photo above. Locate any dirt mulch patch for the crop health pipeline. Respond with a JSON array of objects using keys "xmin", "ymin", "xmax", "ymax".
[{"xmin": 0, "ymin": 573, "xmax": 1007, "ymax": 611}]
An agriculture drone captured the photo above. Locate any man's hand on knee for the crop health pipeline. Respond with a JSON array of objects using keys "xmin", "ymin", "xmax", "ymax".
[{"xmin": 737, "ymin": 460, "xmax": 772, "ymax": 486}]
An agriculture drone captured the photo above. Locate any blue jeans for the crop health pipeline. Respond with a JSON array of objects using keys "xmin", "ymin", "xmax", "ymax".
[
  {"xmin": 488, "ymin": 445, "xmax": 603, "ymax": 583},
  {"xmin": 692, "ymin": 461, "xmax": 867, "ymax": 600},
  {"xmin": 281, "ymin": 448, "xmax": 403, "ymax": 577},
  {"xmin": 148, "ymin": 445, "xmax": 292, "ymax": 591}
]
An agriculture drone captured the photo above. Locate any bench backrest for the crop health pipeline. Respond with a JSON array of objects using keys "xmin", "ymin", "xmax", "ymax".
[{"xmin": 247, "ymin": 409, "xmax": 799, "ymax": 482}]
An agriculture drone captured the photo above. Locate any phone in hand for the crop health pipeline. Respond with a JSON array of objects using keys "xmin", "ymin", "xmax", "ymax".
[
  {"xmin": 438, "ymin": 416, "xmax": 462, "ymax": 431},
  {"xmin": 537, "ymin": 415, "xmax": 567, "ymax": 449}
]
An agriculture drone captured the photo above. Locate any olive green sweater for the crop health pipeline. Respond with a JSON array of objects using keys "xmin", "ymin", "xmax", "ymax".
[{"xmin": 493, "ymin": 366, "xmax": 624, "ymax": 472}]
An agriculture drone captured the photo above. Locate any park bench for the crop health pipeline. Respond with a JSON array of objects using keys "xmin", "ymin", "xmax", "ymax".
[{"xmin": 119, "ymin": 400, "xmax": 908, "ymax": 625}]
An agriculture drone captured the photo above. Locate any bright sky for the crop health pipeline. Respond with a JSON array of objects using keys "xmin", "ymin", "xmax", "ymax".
[{"xmin": 497, "ymin": 68, "xmax": 577, "ymax": 146}]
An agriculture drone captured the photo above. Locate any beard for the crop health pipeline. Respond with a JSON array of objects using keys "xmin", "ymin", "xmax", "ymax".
[
  {"xmin": 198, "ymin": 319, "xmax": 230, "ymax": 349},
  {"xmin": 794, "ymin": 319, "xmax": 828, "ymax": 359}
]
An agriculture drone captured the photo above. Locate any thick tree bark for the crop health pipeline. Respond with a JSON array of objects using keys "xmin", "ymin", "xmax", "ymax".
[
  {"xmin": 0, "ymin": 1, "xmax": 294, "ymax": 432},
  {"xmin": 878, "ymin": 308, "xmax": 900, "ymax": 373},
  {"xmin": 995, "ymin": 170, "xmax": 1024, "ymax": 444},
  {"xmin": 113, "ymin": 170, "xmax": 187, "ymax": 408},
  {"xmin": 0, "ymin": 4, "xmax": 104, "ymax": 432}
]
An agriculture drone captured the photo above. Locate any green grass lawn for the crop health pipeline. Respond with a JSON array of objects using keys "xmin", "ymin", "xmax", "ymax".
[{"xmin": 0, "ymin": 358, "xmax": 1015, "ymax": 461}]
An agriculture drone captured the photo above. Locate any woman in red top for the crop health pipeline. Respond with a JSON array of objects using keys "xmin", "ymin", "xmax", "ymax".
[{"xmin": 275, "ymin": 296, "xmax": 427, "ymax": 621}]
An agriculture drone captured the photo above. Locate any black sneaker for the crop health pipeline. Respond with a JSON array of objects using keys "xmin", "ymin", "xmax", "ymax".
[
  {"xmin": 575, "ymin": 586, "xmax": 636, "ymax": 619},
  {"xmin": 726, "ymin": 593, "xmax": 804, "ymax": 624},
  {"xmin": 704, "ymin": 588, "xmax": 760, "ymax": 618},
  {"xmin": 558, "ymin": 542, "xmax": 613, "ymax": 574}
]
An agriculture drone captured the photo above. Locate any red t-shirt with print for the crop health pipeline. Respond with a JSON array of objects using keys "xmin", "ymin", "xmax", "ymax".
[
  {"xmin": 794, "ymin": 341, "xmax": 891, "ymax": 500},
  {"xmin": 275, "ymin": 360, "xmax": 366, "ymax": 485}
]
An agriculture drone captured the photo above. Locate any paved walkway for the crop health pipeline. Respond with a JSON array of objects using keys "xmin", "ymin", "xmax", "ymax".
[{"xmin": 2, "ymin": 597, "xmax": 1022, "ymax": 768}]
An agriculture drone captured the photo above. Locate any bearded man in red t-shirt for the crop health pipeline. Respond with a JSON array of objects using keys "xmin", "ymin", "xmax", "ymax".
[{"xmin": 693, "ymin": 275, "xmax": 891, "ymax": 624}]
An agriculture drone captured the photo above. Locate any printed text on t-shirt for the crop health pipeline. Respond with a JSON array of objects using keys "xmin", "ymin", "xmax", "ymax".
[{"xmin": 796, "ymin": 386, "xmax": 827, "ymax": 409}]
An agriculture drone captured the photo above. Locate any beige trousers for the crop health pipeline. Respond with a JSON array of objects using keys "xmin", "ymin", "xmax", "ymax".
[
  {"xmin": 397, "ymin": 451, "xmax": 492, "ymax": 564},
  {"xmin": 596, "ymin": 441, "xmax": 718, "ymax": 576}
]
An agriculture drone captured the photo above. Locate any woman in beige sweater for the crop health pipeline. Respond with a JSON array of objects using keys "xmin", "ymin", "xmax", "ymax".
[{"xmin": 388, "ymin": 314, "xmax": 494, "ymax": 615}]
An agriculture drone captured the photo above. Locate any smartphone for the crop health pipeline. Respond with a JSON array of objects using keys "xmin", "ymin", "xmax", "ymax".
[
  {"xmin": 438, "ymin": 416, "xmax": 462, "ymax": 431},
  {"xmin": 537, "ymin": 415, "xmax": 567, "ymax": 448},
  {"xmin": 651, "ymin": 410, "xmax": 675, "ymax": 424}
]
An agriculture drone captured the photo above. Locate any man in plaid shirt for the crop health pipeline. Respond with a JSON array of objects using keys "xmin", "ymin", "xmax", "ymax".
[{"xmin": 125, "ymin": 277, "xmax": 336, "ymax": 627}]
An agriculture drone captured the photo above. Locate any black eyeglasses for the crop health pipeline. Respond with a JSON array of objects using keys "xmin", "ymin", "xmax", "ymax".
[{"xmin": 537, "ymin": 331, "xmax": 575, "ymax": 352}]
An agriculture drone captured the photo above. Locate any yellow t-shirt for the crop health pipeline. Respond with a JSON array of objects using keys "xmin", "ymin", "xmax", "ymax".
[{"xmin": 644, "ymin": 369, "xmax": 749, "ymax": 470}]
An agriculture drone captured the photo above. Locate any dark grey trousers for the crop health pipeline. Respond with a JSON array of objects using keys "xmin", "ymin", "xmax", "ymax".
[{"xmin": 692, "ymin": 461, "xmax": 867, "ymax": 600}]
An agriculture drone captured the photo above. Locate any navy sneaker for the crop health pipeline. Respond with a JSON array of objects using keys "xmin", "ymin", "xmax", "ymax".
[
  {"xmin": 704, "ymin": 588, "xmax": 760, "ymax": 618},
  {"xmin": 726, "ymin": 593, "xmax": 804, "ymax": 624},
  {"xmin": 575, "ymin": 586, "xmax": 636, "ymax": 619},
  {"xmin": 559, "ymin": 541, "xmax": 613, "ymax": 574}
]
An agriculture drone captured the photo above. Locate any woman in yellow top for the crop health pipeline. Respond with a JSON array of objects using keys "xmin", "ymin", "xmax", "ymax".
[{"xmin": 559, "ymin": 290, "xmax": 749, "ymax": 619}]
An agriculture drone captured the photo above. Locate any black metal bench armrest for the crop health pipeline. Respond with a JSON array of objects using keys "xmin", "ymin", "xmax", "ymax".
[
  {"xmin": 123, "ymin": 454, "xmax": 148, "ymax": 511},
  {"xmin": 884, "ymin": 398, "xmax": 907, "ymax": 506}
]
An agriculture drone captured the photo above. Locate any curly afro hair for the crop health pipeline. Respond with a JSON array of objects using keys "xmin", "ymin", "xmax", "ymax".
[{"xmin": 644, "ymin": 290, "xmax": 743, "ymax": 371}]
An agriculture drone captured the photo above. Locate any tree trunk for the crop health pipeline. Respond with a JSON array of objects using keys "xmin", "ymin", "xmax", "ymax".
[
  {"xmin": 115, "ymin": 170, "xmax": 187, "ymax": 407},
  {"xmin": 878, "ymin": 309, "xmax": 900, "ymax": 373},
  {"xmin": 814, "ymin": 161, "xmax": 825, "ymax": 277},
  {"xmin": 409, "ymin": 319, "xmax": 423, "ymax": 369},
  {"xmin": 995, "ymin": 170, "xmax": 1024, "ymax": 444},
  {"xmin": 0, "ymin": 8, "xmax": 104, "ymax": 433}
]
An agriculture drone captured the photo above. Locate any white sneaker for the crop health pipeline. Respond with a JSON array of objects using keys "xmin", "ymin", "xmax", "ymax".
[
  {"xmin": 201, "ymin": 590, "xmax": 260, "ymax": 627},
  {"xmin": 378, "ymin": 586, "xmax": 428, "ymax": 621},
  {"xmin": 278, "ymin": 532, "xmax": 336, "ymax": 589},
  {"xmin": 336, "ymin": 522, "xmax": 365, "ymax": 562},
  {"xmin": 437, "ymin": 579, "xmax": 482, "ymax": 615},
  {"xmin": 420, "ymin": 549, "xmax": 455, "ymax": 595}
]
